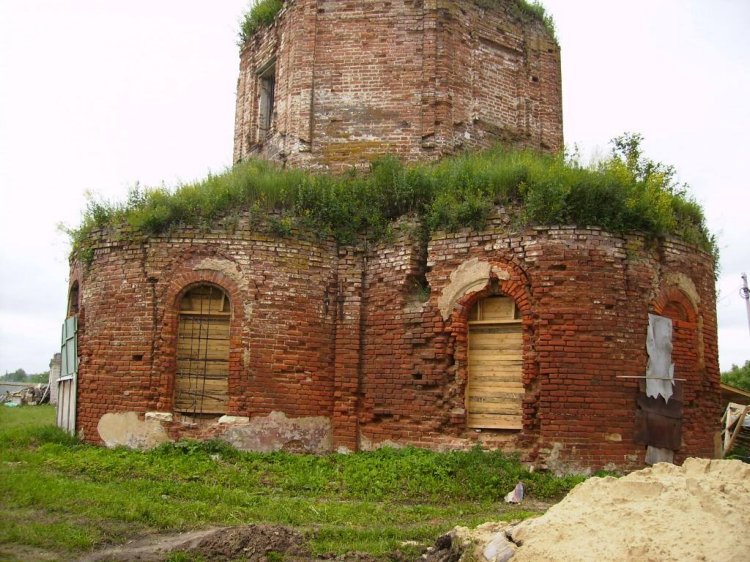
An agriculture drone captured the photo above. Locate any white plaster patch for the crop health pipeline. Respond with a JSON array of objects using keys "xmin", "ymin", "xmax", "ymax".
[
  {"xmin": 220, "ymin": 411, "xmax": 332, "ymax": 454},
  {"xmin": 97, "ymin": 412, "xmax": 171, "ymax": 450},
  {"xmin": 663, "ymin": 272, "xmax": 700, "ymax": 307},
  {"xmin": 359, "ymin": 434, "xmax": 405, "ymax": 452},
  {"xmin": 438, "ymin": 258, "xmax": 509, "ymax": 320},
  {"xmin": 218, "ymin": 415, "xmax": 250, "ymax": 425},
  {"xmin": 145, "ymin": 411, "xmax": 173, "ymax": 422}
]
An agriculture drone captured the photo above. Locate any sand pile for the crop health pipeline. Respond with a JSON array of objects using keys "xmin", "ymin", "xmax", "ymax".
[{"xmin": 509, "ymin": 458, "xmax": 750, "ymax": 562}]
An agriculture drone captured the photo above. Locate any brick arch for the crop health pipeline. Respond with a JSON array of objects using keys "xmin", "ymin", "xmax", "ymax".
[
  {"xmin": 156, "ymin": 268, "xmax": 246, "ymax": 414},
  {"xmin": 650, "ymin": 285, "xmax": 700, "ymax": 371},
  {"xmin": 67, "ymin": 264, "xmax": 86, "ymax": 316},
  {"xmin": 652, "ymin": 286, "xmax": 698, "ymax": 324},
  {"xmin": 447, "ymin": 261, "xmax": 536, "ymax": 433}
]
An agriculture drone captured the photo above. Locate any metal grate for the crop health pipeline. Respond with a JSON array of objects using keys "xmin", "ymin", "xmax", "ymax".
[{"xmin": 175, "ymin": 285, "xmax": 230, "ymax": 415}]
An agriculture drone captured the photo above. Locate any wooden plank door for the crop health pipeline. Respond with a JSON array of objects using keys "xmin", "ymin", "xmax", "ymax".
[
  {"xmin": 466, "ymin": 297, "xmax": 523, "ymax": 430},
  {"xmin": 175, "ymin": 285, "xmax": 230, "ymax": 414}
]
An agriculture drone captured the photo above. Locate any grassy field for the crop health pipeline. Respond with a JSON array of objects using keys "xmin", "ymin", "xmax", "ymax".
[{"xmin": 0, "ymin": 406, "xmax": 583, "ymax": 561}]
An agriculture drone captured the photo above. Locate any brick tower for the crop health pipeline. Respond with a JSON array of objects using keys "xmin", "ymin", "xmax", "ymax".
[{"xmin": 233, "ymin": 0, "xmax": 563, "ymax": 171}]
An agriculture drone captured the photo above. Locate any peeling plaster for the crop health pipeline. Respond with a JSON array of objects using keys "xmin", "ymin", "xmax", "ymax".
[
  {"xmin": 663, "ymin": 272, "xmax": 700, "ymax": 307},
  {"xmin": 97, "ymin": 412, "xmax": 170, "ymax": 450},
  {"xmin": 218, "ymin": 415, "xmax": 250, "ymax": 425},
  {"xmin": 359, "ymin": 434, "xmax": 406, "ymax": 452},
  {"xmin": 438, "ymin": 258, "xmax": 509, "ymax": 320},
  {"xmin": 145, "ymin": 411, "xmax": 173, "ymax": 422},
  {"xmin": 195, "ymin": 257, "xmax": 255, "ymax": 319},
  {"xmin": 220, "ymin": 411, "xmax": 332, "ymax": 453}
]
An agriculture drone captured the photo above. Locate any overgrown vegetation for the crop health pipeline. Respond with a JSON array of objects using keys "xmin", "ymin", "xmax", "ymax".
[
  {"xmin": 238, "ymin": 1, "xmax": 556, "ymax": 44},
  {"xmin": 239, "ymin": 0, "xmax": 283, "ymax": 44},
  {"xmin": 66, "ymin": 134, "xmax": 716, "ymax": 268},
  {"xmin": 478, "ymin": 0, "xmax": 556, "ymax": 38},
  {"xmin": 0, "ymin": 406, "xmax": 583, "ymax": 559},
  {"xmin": 722, "ymin": 360, "xmax": 750, "ymax": 391}
]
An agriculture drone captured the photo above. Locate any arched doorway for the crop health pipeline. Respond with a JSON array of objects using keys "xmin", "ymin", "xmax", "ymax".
[
  {"xmin": 466, "ymin": 295, "xmax": 523, "ymax": 429},
  {"xmin": 175, "ymin": 284, "xmax": 230, "ymax": 414}
]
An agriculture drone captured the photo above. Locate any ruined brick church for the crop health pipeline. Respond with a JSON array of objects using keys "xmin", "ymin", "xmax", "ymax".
[{"xmin": 63, "ymin": 0, "xmax": 721, "ymax": 472}]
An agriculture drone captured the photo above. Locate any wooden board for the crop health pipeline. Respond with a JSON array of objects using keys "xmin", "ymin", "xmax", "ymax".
[
  {"xmin": 178, "ymin": 318, "xmax": 230, "ymax": 338},
  {"xmin": 175, "ymin": 285, "xmax": 230, "ymax": 414},
  {"xmin": 180, "ymin": 285, "xmax": 229, "ymax": 314},
  {"xmin": 466, "ymin": 413, "xmax": 523, "ymax": 430},
  {"xmin": 469, "ymin": 296, "xmax": 517, "ymax": 322},
  {"xmin": 467, "ymin": 319, "xmax": 523, "ymax": 429}
]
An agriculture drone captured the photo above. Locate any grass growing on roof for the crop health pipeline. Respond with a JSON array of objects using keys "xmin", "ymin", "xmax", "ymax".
[
  {"xmin": 475, "ymin": 0, "xmax": 556, "ymax": 39},
  {"xmin": 237, "ymin": 1, "xmax": 556, "ymax": 44},
  {"xmin": 239, "ymin": 0, "xmax": 283, "ymax": 44},
  {"xmin": 0, "ymin": 406, "xmax": 581, "ymax": 559},
  {"xmin": 66, "ymin": 134, "xmax": 716, "ymax": 266}
]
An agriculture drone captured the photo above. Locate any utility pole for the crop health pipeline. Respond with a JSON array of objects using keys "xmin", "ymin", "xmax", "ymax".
[{"xmin": 742, "ymin": 273, "xmax": 750, "ymax": 337}]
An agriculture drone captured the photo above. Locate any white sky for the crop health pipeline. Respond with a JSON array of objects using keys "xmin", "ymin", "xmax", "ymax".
[{"xmin": 0, "ymin": 0, "xmax": 748, "ymax": 375}]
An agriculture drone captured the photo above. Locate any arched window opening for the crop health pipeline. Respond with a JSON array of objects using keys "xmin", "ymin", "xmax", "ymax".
[
  {"xmin": 467, "ymin": 295, "xmax": 523, "ymax": 430},
  {"xmin": 176, "ymin": 284, "xmax": 230, "ymax": 414},
  {"xmin": 67, "ymin": 282, "xmax": 80, "ymax": 317}
]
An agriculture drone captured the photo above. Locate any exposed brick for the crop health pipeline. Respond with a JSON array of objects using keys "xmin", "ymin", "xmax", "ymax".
[
  {"xmin": 70, "ymin": 213, "xmax": 720, "ymax": 471},
  {"xmin": 234, "ymin": 0, "xmax": 562, "ymax": 170},
  {"xmin": 66, "ymin": 1, "xmax": 721, "ymax": 471}
]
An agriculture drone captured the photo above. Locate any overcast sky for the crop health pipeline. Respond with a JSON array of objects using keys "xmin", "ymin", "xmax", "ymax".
[{"xmin": 0, "ymin": 0, "xmax": 748, "ymax": 375}]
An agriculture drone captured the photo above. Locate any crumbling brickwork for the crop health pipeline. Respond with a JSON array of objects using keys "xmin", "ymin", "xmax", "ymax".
[
  {"xmin": 65, "ymin": 0, "xmax": 721, "ymax": 471},
  {"xmin": 233, "ymin": 0, "xmax": 562, "ymax": 170},
  {"xmin": 70, "ymin": 212, "xmax": 720, "ymax": 471}
]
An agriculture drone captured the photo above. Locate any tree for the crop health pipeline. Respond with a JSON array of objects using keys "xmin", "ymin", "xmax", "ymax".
[
  {"xmin": 722, "ymin": 361, "xmax": 750, "ymax": 392},
  {"xmin": 1, "ymin": 368, "xmax": 28, "ymax": 382},
  {"xmin": 30, "ymin": 372, "xmax": 50, "ymax": 383}
]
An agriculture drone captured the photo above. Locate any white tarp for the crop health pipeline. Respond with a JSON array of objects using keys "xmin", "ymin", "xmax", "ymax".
[{"xmin": 646, "ymin": 313, "xmax": 675, "ymax": 402}]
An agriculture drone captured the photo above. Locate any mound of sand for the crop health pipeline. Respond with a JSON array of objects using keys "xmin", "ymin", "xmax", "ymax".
[{"xmin": 510, "ymin": 458, "xmax": 750, "ymax": 562}]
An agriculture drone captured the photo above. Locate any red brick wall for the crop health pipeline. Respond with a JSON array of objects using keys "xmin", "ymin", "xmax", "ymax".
[
  {"xmin": 357, "ymin": 219, "xmax": 720, "ymax": 471},
  {"xmin": 233, "ymin": 0, "xmax": 562, "ymax": 170},
  {"xmin": 72, "ymin": 214, "xmax": 719, "ymax": 471},
  {"xmin": 74, "ymin": 221, "xmax": 339, "ymax": 445}
]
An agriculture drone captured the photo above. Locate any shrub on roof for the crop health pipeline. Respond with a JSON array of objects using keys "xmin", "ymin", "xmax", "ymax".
[
  {"xmin": 239, "ymin": 0, "xmax": 283, "ymax": 44},
  {"xmin": 65, "ymin": 134, "xmax": 717, "ymax": 268}
]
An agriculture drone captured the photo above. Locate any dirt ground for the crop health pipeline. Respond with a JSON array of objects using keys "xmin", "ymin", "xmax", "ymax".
[
  {"xmin": 77, "ymin": 525, "xmax": 313, "ymax": 562},
  {"xmin": 72, "ymin": 524, "xmax": 389, "ymax": 562}
]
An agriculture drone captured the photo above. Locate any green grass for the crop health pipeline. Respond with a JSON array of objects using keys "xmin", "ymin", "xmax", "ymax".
[
  {"xmin": 476, "ymin": 0, "xmax": 556, "ymax": 38},
  {"xmin": 239, "ymin": 0, "xmax": 283, "ymax": 43},
  {"xmin": 67, "ymin": 136, "xmax": 717, "ymax": 272},
  {"xmin": 0, "ymin": 406, "xmax": 583, "ymax": 559}
]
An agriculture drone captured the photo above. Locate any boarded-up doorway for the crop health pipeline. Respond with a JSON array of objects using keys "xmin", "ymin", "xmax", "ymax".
[
  {"xmin": 175, "ymin": 285, "xmax": 230, "ymax": 414},
  {"xmin": 467, "ymin": 296, "xmax": 523, "ymax": 429}
]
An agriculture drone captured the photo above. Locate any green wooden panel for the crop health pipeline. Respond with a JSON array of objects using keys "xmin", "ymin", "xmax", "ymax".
[{"xmin": 60, "ymin": 317, "xmax": 78, "ymax": 378}]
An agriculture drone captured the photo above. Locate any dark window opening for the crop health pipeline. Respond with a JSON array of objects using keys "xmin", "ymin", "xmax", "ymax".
[
  {"xmin": 258, "ymin": 63, "xmax": 276, "ymax": 139},
  {"xmin": 67, "ymin": 282, "xmax": 80, "ymax": 317}
]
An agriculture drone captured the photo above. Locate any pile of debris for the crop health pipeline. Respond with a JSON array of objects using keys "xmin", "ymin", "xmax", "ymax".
[
  {"xmin": 1, "ymin": 384, "xmax": 50, "ymax": 407},
  {"xmin": 423, "ymin": 457, "xmax": 750, "ymax": 562},
  {"xmin": 722, "ymin": 402, "xmax": 750, "ymax": 459}
]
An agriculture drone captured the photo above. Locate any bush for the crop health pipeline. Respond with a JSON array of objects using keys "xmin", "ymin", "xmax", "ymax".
[
  {"xmin": 239, "ymin": 0, "xmax": 283, "ymax": 44},
  {"xmin": 722, "ymin": 360, "xmax": 750, "ymax": 391}
]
